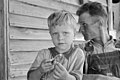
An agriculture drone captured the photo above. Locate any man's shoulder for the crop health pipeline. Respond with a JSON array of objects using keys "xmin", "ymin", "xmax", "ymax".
[
  {"xmin": 78, "ymin": 40, "xmax": 93, "ymax": 50},
  {"xmin": 114, "ymin": 39, "xmax": 120, "ymax": 48}
]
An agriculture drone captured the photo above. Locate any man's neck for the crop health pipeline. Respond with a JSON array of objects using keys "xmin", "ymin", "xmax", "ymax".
[{"xmin": 92, "ymin": 35, "xmax": 110, "ymax": 46}]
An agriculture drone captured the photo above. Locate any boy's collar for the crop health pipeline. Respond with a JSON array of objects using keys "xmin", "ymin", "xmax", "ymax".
[{"xmin": 49, "ymin": 44, "xmax": 75, "ymax": 60}]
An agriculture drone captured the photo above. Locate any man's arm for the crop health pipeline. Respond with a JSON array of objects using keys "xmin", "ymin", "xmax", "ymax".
[{"xmin": 83, "ymin": 74, "xmax": 120, "ymax": 80}]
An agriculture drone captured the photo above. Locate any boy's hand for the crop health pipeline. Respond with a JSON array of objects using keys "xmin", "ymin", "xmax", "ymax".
[
  {"xmin": 53, "ymin": 62, "xmax": 72, "ymax": 80},
  {"xmin": 39, "ymin": 59, "xmax": 54, "ymax": 73}
]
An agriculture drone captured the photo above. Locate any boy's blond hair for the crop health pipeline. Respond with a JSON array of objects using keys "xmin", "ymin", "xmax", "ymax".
[{"xmin": 48, "ymin": 10, "xmax": 77, "ymax": 31}]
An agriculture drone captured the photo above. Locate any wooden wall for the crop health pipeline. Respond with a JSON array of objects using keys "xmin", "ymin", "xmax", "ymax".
[
  {"xmin": 0, "ymin": 0, "xmax": 7, "ymax": 80},
  {"xmin": 8, "ymin": 0, "xmax": 84, "ymax": 80},
  {"xmin": 113, "ymin": 3, "xmax": 120, "ymax": 39}
]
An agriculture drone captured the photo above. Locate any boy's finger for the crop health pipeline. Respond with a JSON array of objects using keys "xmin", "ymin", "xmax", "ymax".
[
  {"xmin": 55, "ymin": 65, "xmax": 62, "ymax": 74},
  {"xmin": 54, "ymin": 69, "xmax": 60, "ymax": 77},
  {"xmin": 55, "ymin": 62, "xmax": 64, "ymax": 71},
  {"xmin": 59, "ymin": 58, "xmax": 64, "ymax": 64},
  {"xmin": 53, "ymin": 73, "xmax": 59, "ymax": 79},
  {"xmin": 44, "ymin": 62, "xmax": 52, "ymax": 66}
]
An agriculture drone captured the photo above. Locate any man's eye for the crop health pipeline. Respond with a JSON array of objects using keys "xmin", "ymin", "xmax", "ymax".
[
  {"xmin": 52, "ymin": 33, "xmax": 57, "ymax": 35},
  {"xmin": 82, "ymin": 23, "xmax": 88, "ymax": 27}
]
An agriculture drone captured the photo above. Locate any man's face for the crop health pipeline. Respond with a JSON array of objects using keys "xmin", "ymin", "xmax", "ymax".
[
  {"xmin": 50, "ymin": 24, "xmax": 75, "ymax": 52},
  {"xmin": 78, "ymin": 12, "xmax": 100, "ymax": 40}
]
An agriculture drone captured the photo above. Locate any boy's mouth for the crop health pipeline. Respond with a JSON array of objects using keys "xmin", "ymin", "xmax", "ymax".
[{"xmin": 58, "ymin": 43, "xmax": 65, "ymax": 45}]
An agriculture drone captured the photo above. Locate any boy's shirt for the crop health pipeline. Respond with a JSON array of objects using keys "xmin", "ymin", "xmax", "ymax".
[{"xmin": 28, "ymin": 44, "xmax": 85, "ymax": 80}]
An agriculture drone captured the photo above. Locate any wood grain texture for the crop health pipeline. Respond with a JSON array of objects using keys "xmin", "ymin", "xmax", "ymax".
[
  {"xmin": 13, "ymin": 0, "xmax": 80, "ymax": 13},
  {"xmin": 9, "ymin": 76, "xmax": 27, "ymax": 80},
  {"xmin": 10, "ymin": 26, "xmax": 51, "ymax": 40},
  {"xmin": 10, "ymin": 14, "xmax": 48, "ymax": 29},
  {"xmin": 60, "ymin": 0, "xmax": 79, "ymax": 5},
  {"xmin": 9, "ymin": 0, "xmax": 55, "ymax": 18},
  {"xmin": 9, "ymin": 0, "xmax": 78, "ymax": 20},
  {"xmin": 0, "ymin": 0, "xmax": 8, "ymax": 79},
  {"xmin": 9, "ymin": 51, "xmax": 38, "ymax": 65},
  {"xmin": 10, "ymin": 40, "xmax": 54, "ymax": 51}
]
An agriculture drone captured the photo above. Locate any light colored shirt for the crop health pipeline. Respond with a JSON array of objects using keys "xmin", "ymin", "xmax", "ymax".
[
  {"xmin": 79, "ymin": 36, "xmax": 120, "ymax": 80},
  {"xmin": 28, "ymin": 45, "xmax": 85, "ymax": 80}
]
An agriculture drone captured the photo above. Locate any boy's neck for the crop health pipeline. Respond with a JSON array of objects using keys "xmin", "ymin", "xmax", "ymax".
[{"xmin": 55, "ymin": 45, "xmax": 72, "ymax": 54}]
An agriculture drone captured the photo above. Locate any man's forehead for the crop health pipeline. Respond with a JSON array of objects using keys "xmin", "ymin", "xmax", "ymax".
[{"xmin": 79, "ymin": 13, "xmax": 98, "ymax": 23}]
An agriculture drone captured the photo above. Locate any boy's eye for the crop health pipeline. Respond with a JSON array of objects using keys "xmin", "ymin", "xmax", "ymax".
[{"xmin": 63, "ymin": 32, "xmax": 69, "ymax": 35}]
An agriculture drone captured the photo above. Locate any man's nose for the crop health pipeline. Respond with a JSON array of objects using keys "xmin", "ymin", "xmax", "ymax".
[{"xmin": 79, "ymin": 26, "xmax": 84, "ymax": 33}]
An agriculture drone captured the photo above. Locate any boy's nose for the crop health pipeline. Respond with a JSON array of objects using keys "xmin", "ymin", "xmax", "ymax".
[{"xmin": 58, "ymin": 33, "xmax": 64, "ymax": 40}]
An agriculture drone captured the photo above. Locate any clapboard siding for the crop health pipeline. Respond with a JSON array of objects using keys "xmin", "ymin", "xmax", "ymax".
[
  {"xmin": 10, "ymin": 26, "xmax": 51, "ymax": 40},
  {"xmin": 12, "ymin": 0, "xmax": 80, "ymax": 14},
  {"xmin": 8, "ymin": 0, "xmax": 82, "ymax": 80},
  {"xmin": 9, "ymin": 52, "xmax": 37, "ymax": 78},
  {"xmin": 9, "ymin": 0, "xmax": 78, "ymax": 21},
  {"xmin": 9, "ymin": 76, "xmax": 27, "ymax": 80},
  {"xmin": 60, "ymin": 0, "xmax": 79, "ymax": 5},
  {"xmin": 10, "ymin": 14, "xmax": 48, "ymax": 29},
  {"xmin": 11, "ymin": 64, "xmax": 31, "ymax": 71},
  {"xmin": 10, "ymin": 40, "xmax": 54, "ymax": 51},
  {"xmin": 9, "ymin": 51, "xmax": 38, "ymax": 65},
  {"xmin": 9, "ymin": 0, "xmax": 55, "ymax": 18}
]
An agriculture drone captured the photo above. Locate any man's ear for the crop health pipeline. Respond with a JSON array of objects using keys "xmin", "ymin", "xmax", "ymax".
[{"xmin": 98, "ymin": 17, "xmax": 104, "ymax": 26}]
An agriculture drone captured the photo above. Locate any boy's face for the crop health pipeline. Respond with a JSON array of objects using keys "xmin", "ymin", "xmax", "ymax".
[
  {"xmin": 78, "ymin": 12, "xmax": 100, "ymax": 40},
  {"xmin": 50, "ymin": 24, "xmax": 75, "ymax": 52}
]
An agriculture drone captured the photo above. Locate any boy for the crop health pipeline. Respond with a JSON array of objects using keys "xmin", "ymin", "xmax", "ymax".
[{"xmin": 27, "ymin": 10, "xmax": 85, "ymax": 80}]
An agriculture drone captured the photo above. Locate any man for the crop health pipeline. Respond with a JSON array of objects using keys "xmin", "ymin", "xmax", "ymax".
[{"xmin": 76, "ymin": 2, "xmax": 120, "ymax": 80}]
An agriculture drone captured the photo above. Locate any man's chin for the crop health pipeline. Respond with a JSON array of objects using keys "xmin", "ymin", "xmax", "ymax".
[
  {"xmin": 84, "ymin": 37, "xmax": 91, "ymax": 41},
  {"xmin": 84, "ymin": 36, "xmax": 96, "ymax": 41}
]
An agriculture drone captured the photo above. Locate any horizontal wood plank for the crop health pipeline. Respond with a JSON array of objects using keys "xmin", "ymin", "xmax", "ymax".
[
  {"xmin": 9, "ymin": 0, "xmax": 78, "ymax": 21},
  {"xmin": 10, "ymin": 70, "xmax": 27, "ymax": 78},
  {"xmin": 9, "ymin": 76, "xmax": 27, "ymax": 80},
  {"xmin": 9, "ymin": 51, "xmax": 38, "ymax": 65},
  {"xmin": 9, "ymin": 14, "xmax": 48, "ymax": 29},
  {"xmin": 9, "ymin": 52, "xmax": 36, "ymax": 78},
  {"xmin": 10, "ymin": 26, "xmax": 51, "ymax": 40},
  {"xmin": 11, "ymin": 64, "xmax": 31, "ymax": 71},
  {"xmin": 10, "ymin": 40, "xmax": 54, "ymax": 51},
  {"xmin": 13, "ymin": 0, "xmax": 80, "ymax": 14},
  {"xmin": 9, "ymin": 0, "xmax": 55, "ymax": 18},
  {"xmin": 60, "ymin": 0, "xmax": 79, "ymax": 5}
]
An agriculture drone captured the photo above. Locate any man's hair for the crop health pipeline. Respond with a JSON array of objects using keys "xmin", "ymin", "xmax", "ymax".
[
  {"xmin": 76, "ymin": 2, "xmax": 107, "ymax": 19},
  {"xmin": 48, "ymin": 10, "xmax": 77, "ymax": 31}
]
